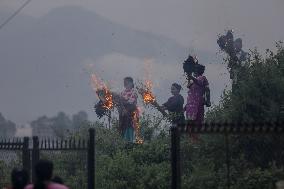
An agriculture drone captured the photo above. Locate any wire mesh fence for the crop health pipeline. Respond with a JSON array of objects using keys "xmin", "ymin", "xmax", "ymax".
[
  {"xmin": 39, "ymin": 150, "xmax": 88, "ymax": 188},
  {"xmin": 0, "ymin": 139, "xmax": 24, "ymax": 188},
  {"xmin": 0, "ymin": 129, "xmax": 95, "ymax": 189}
]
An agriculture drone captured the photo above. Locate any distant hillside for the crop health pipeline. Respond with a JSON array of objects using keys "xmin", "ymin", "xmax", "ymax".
[{"xmin": 0, "ymin": 6, "xmax": 224, "ymax": 124}]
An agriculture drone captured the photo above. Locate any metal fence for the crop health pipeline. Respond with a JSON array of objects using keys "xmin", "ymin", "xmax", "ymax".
[
  {"xmin": 0, "ymin": 128, "xmax": 95, "ymax": 189},
  {"xmin": 171, "ymin": 122, "xmax": 284, "ymax": 189},
  {"xmin": 0, "ymin": 138, "xmax": 28, "ymax": 188}
]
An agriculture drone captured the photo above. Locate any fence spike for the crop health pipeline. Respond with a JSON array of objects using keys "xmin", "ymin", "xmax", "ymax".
[
  {"xmin": 44, "ymin": 138, "xmax": 47, "ymax": 149},
  {"xmin": 56, "ymin": 139, "xmax": 59, "ymax": 149},
  {"xmin": 68, "ymin": 138, "xmax": 71, "ymax": 149},
  {"xmin": 48, "ymin": 138, "xmax": 50, "ymax": 149},
  {"xmin": 83, "ymin": 139, "xmax": 86, "ymax": 148},
  {"xmin": 11, "ymin": 139, "xmax": 14, "ymax": 149},
  {"xmin": 73, "ymin": 138, "xmax": 76, "ymax": 149},
  {"xmin": 78, "ymin": 139, "xmax": 81, "ymax": 148},
  {"xmin": 40, "ymin": 139, "xmax": 43, "ymax": 149},
  {"xmin": 60, "ymin": 140, "xmax": 63, "ymax": 148},
  {"xmin": 17, "ymin": 139, "xmax": 21, "ymax": 149}
]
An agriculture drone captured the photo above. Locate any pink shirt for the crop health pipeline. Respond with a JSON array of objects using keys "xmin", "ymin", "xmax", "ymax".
[
  {"xmin": 25, "ymin": 183, "xmax": 69, "ymax": 189},
  {"xmin": 121, "ymin": 88, "xmax": 138, "ymax": 105}
]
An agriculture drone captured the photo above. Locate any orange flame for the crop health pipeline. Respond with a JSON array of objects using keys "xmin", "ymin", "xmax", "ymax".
[
  {"xmin": 132, "ymin": 110, "xmax": 143, "ymax": 144},
  {"xmin": 91, "ymin": 74, "xmax": 114, "ymax": 110},
  {"xmin": 141, "ymin": 80, "xmax": 155, "ymax": 104},
  {"xmin": 91, "ymin": 74, "xmax": 104, "ymax": 92},
  {"xmin": 101, "ymin": 87, "xmax": 114, "ymax": 110},
  {"xmin": 140, "ymin": 59, "xmax": 156, "ymax": 104}
]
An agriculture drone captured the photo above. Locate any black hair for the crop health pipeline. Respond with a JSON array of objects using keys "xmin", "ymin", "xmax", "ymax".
[
  {"xmin": 124, "ymin": 77, "xmax": 133, "ymax": 83},
  {"xmin": 124, "ymin": 77, "xmax": 134, "ymax": 88},
  {"xmin": 183, "ymin": 55, "xmax": 197, "ymax": 76},
  {"xmin": 11, "ymin": 168, "xmax": 29, "ymax": 189},
  {"xmin": 195, "ymin": 64, "xmax": 205, "ymax": 75},
  {"xmin": 172, "ymin": 83, "xmax": 182, "ymax": 91},
  {"xmin": 34, "ymin": 160, "xmax": 53, "ymax": 189},
  {"xmin": 235, "ymin": 38, "xmax": 242, "ymax": 44}
]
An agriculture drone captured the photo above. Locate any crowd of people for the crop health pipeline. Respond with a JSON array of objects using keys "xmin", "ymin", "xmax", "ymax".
[{"xmin": 2, "ymin": 160, "xmax": 69, "ymax": 189}]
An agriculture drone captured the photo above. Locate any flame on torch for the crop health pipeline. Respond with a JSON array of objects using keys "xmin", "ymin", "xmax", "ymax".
[
  {"xmin": 100, "ymin": 87, "xmax": 114, "ymax": 110},
  {"xmin": 139, "ymin": 80, "xmax": 156, "ymax": 104},
  {"xmin": 137, "ymin": 79, "xmax": 168, "ymax": 117},
  {"xmin": 91, "ymin": 74, "xmax": 114, "ymax": 110},
  {"xmin": 132, "ymin": 110, "xmax": 143, "ymax": 144}
]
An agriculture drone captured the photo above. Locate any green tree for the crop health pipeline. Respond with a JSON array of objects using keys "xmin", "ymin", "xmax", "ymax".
[{"xmin": 207, "ymin": 43, "xmax": 284, "ymax": 122}]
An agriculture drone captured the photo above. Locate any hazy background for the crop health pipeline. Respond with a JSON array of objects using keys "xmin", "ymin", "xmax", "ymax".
[{"xmin": 0, "ymin": 0, "xmax": 283, "ymax": 125}]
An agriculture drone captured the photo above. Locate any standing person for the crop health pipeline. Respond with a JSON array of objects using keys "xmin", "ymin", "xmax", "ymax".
[
  {"xmin": 4, "ymin": 168, "xmax": 29, "ymax": 189},
  {"xmin": 24, "ymin": 160, "xmax": 69, "ymax": 189},
  {"xmin": 161, "ymin": 83, "xmax": 185, "ymax": 125},
  {"xmin": 119, "ymin": 77, "xmax": 138, "ymax": 143},
  {"xmin": 231, "ymin": 38, "xmax": 249, "ymax": 91},
  {"xmin": 185, "ymin": 64, "xmax": 210, "ymax": 126}
]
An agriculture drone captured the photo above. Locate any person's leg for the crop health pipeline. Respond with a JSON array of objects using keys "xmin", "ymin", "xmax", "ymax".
[{"xmin": 124, "ymin": 127, "xmax": 135, "ymax": 143}]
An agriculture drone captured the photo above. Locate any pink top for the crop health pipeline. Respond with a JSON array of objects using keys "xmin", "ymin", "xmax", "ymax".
[
  {"xmin": 185, "ymin": 75, "xmax": 209, "ymax": 123},
  {"xmin": 25, "ymin": 183, "xmax": 69, "ymax": 189},
  {"xmin": 121, "ymin": 88, "xmax": 138, "ymax": 105}
]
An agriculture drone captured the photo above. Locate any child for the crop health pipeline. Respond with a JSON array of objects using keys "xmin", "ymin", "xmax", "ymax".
[
  {"xmin": 161, "ymin": 83, "xmax": 185, "ymax": 125},
  {"xmin": 119, "ymin": 77, "xmax": 138, "ymax": 142}
]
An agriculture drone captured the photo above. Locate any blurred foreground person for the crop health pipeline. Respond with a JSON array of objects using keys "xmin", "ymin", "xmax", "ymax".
[
  {"xmin": 25, "ymin": 160, "xmax": 69, "ymax": 189},
  {"xmin": 3, "ymin": 168, "xmax": 29, "ymax": 189}
]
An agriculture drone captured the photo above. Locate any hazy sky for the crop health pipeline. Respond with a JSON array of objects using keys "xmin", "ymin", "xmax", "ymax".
[
  {"xmin": 2, "ymin": 0, "xmax": 284, "ymax": 52},
  {"xmin": 0, "ymin": 0, "xmax": 283, "ymax": 125}
]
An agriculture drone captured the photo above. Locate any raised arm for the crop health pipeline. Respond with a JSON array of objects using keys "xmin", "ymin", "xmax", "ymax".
[{"xmin": 188, "ymin": 75, "xmax": 204, "ymax": 87}]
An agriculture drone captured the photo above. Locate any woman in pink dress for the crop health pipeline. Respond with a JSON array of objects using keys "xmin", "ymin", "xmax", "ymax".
[
  {"xmin": 185, "ymin": 64, "xmax": 210, "ymax": 126},
  {"xmin": 24, "ymin": 160, "xmax": 69, "ymax": 189}
]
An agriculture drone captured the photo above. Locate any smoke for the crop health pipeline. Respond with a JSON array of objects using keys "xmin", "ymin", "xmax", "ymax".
[{"xmin": 83, "ymin": 52, "xmax": 229, "ymax": 105}]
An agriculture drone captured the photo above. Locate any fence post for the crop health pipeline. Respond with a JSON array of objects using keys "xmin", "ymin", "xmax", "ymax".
[
  {"xmin": 171, "ymin": 126, "xmax": 181, "ymax": 189},
  {"xmin": 225, "ymin": 133, "xmax": 231, "ymax": 189},
  {"xmin": 32, "ymin": 136, "xmax": 39, "ymax": 182},
  {"xmin": 22, "ymin": 137, "xmax": 31, "ymax": 180},
  {"xmin": 88, "ymin": 128, "xmax": 95, "ymax": 189}
]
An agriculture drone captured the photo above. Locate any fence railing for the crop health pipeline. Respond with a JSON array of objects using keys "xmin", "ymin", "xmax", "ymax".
[
  {"xmin": 0, "ymin": 128, "xmax": 95, "ymax": 189},
  {"xmin": 171, "ymin": 121, "xmax": 284, "ymax": 189}
]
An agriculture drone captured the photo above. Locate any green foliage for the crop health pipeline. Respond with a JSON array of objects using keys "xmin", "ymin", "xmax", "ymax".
[
  {"xmin": 60, "ymin": 114, "xmax": 170, "ymax": 189},
  {"xmin": 207, "ymin": 44, "xmax": 284, "ymax": 122}
]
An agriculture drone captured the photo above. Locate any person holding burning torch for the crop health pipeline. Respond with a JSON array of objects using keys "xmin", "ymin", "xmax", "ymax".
[
  {"xmin": 119, "ymin": 77, "xmax": 138, "ymax": 143},
  {"xmin": 161, "ymin": 83, "xmax": 185, "ymax": 125}
]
